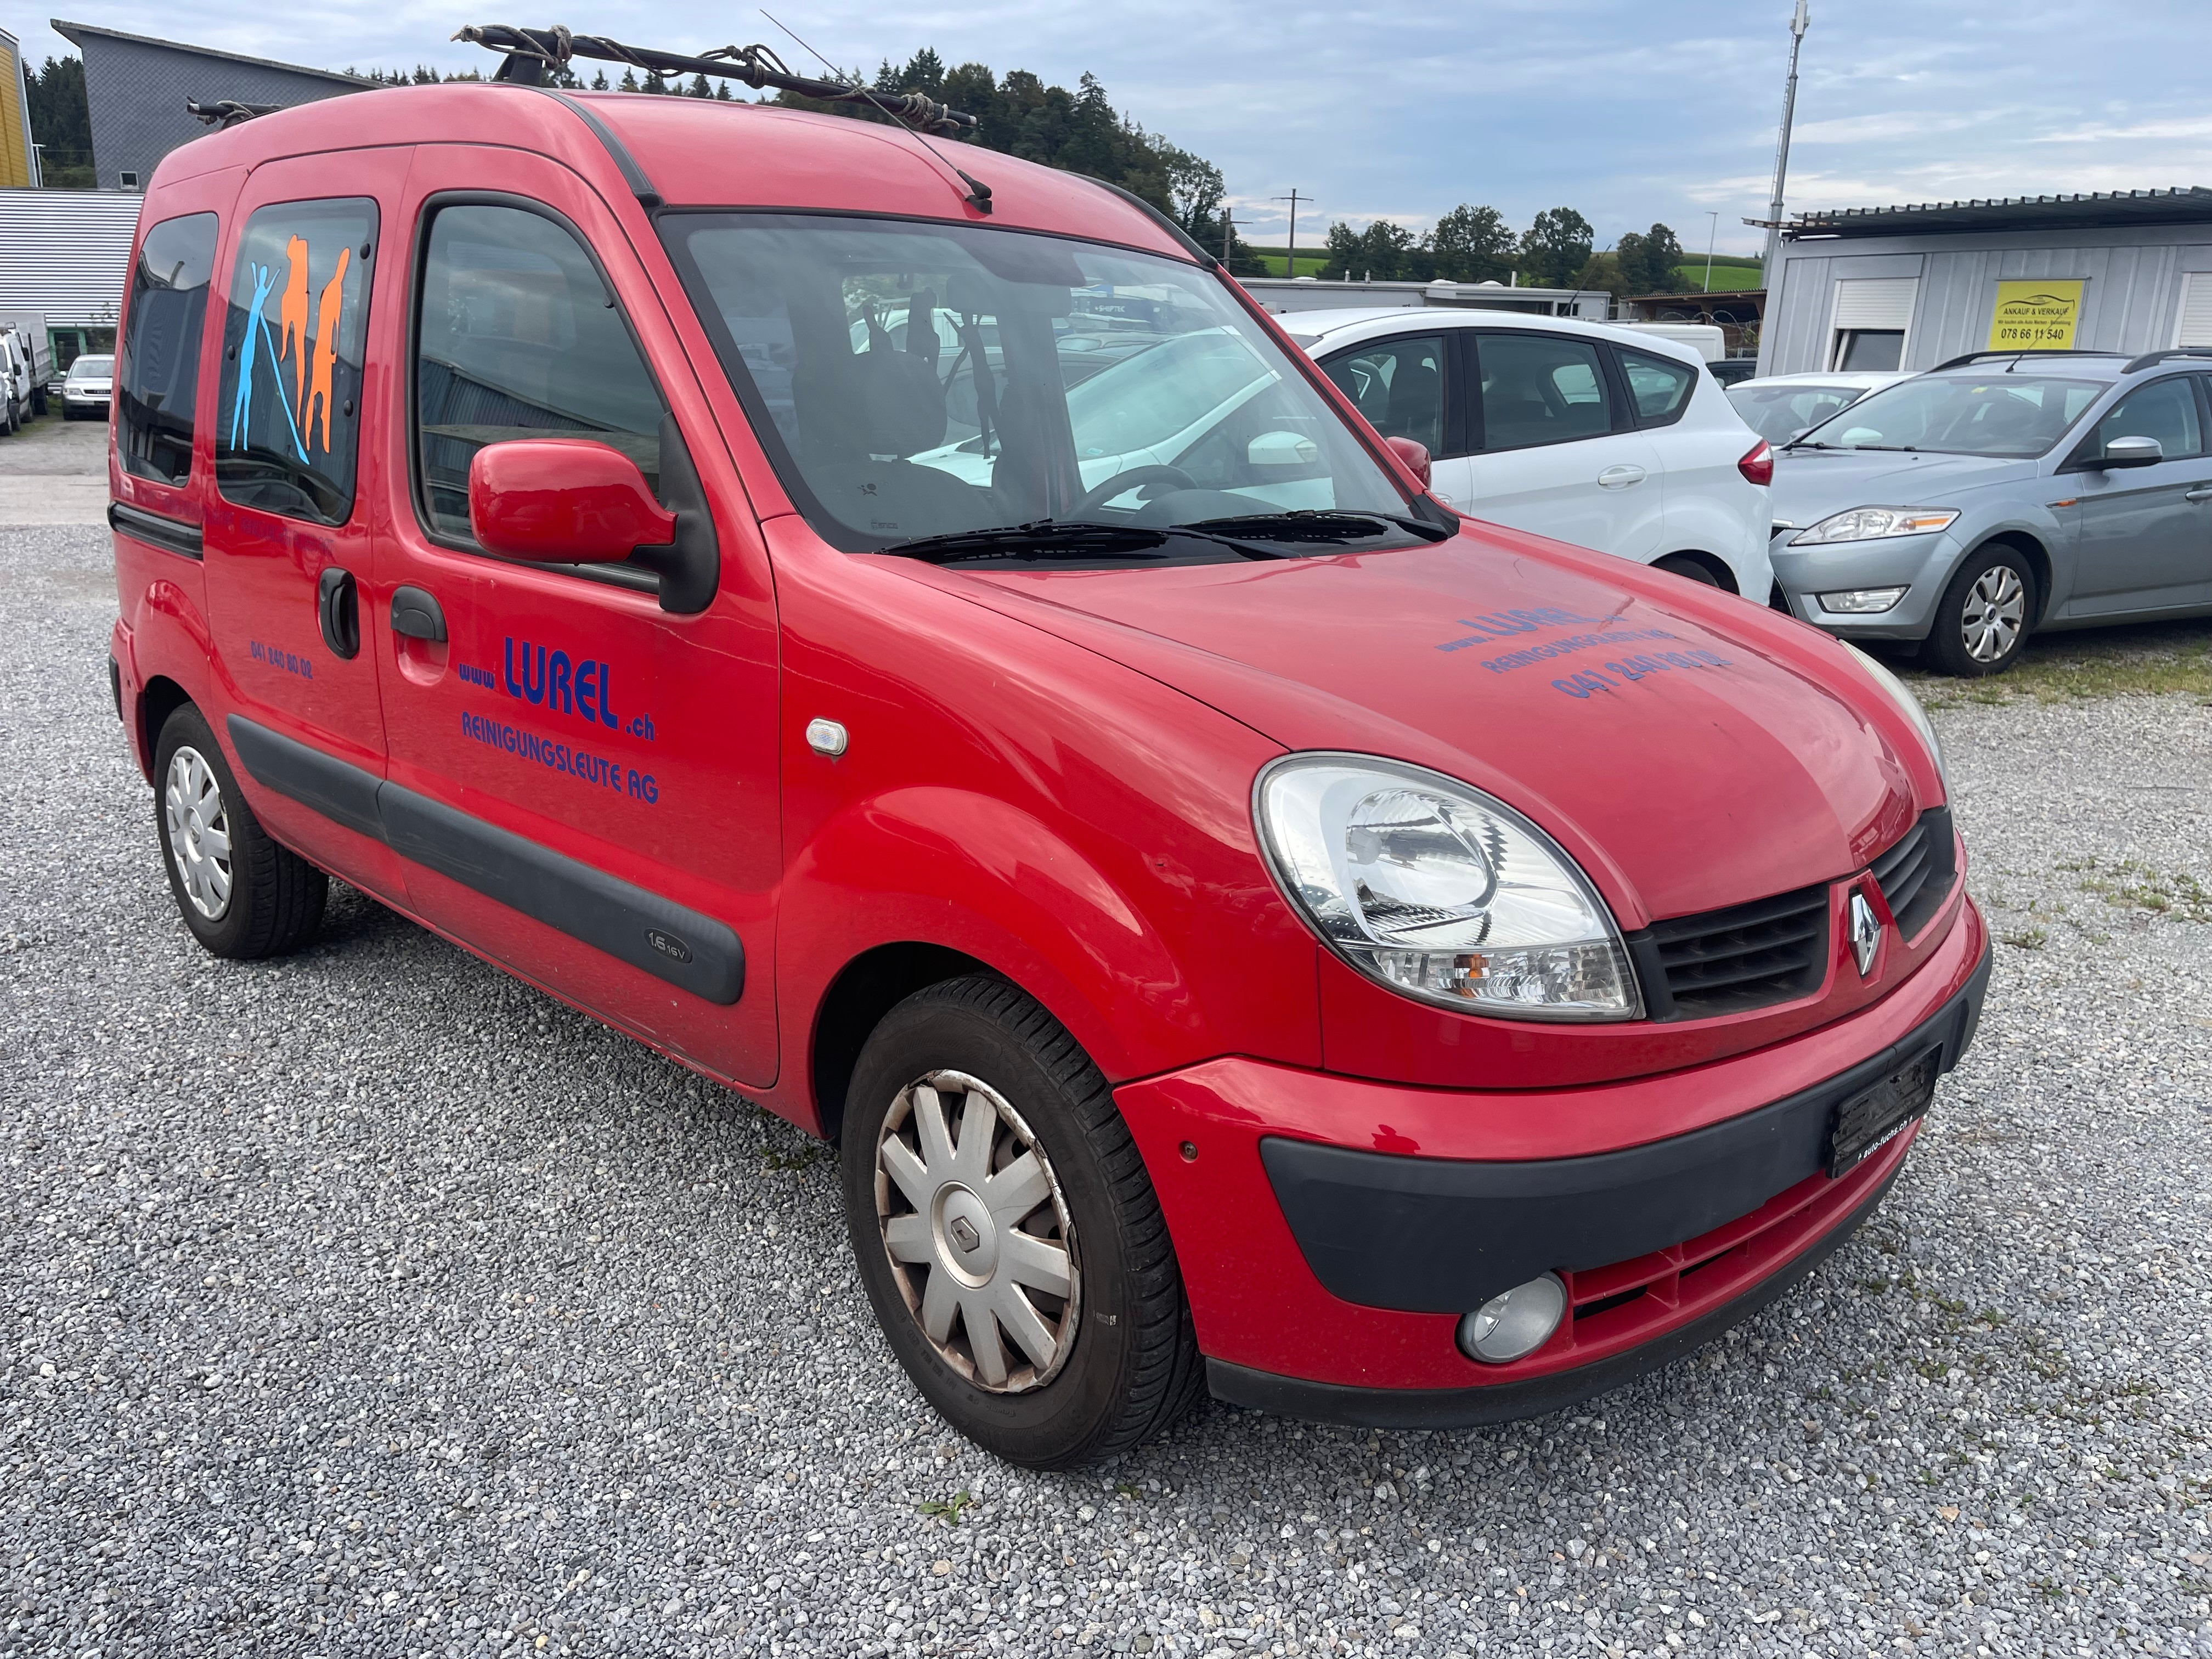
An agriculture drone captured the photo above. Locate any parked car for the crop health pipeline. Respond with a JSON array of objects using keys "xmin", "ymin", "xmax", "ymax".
[
  {"xmin": 1708, "ymin": 357, "xmax": 1762, "ymax": 387},
  {"xmin": 62, "ymin": 353, "xmax": 115, "ymax": 421},
  {"xmin": 1285, "ymin": 307, "xmax": 1775, "ymax": 596},
  {"xmin": 109, "ymin": 76, "xmax": 1985, "ymax": 1469},
  {"xmin": 0, "ymin": 334, "xmax": 25, "ymax": 433},
  {"xmin": 1729, "ymin": 371, "xmax": 1912, "ymax": 447},
  {"xmin": 1770, "ymin": 347, "xmax": 2212, "ymax": 674}
]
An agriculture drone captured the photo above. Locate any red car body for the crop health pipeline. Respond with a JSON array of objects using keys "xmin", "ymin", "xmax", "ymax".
[{"xmin": 106, "ymin": 85, "xmax": 1987, "ymax": 1427}]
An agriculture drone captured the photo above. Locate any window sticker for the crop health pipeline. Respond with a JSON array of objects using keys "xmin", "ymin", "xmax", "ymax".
[{"xmin": 217, "ymin": 198, "xmax": 377, "ymax": 526}]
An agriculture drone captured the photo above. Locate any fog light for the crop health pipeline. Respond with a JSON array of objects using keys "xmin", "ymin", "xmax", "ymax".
[
  {"xmin": 1457, "ymin": 1272, "xmax": 1567, "ymax": 1364},
  {"xmin": 1817, "ymin": 586, "xmax": 1909, "ymax": 614}
]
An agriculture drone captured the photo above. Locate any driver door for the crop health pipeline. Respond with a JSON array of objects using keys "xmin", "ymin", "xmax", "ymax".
[{"xmin": 2060, "ymin": 374, "xmax": 2212, "ymax": 616}]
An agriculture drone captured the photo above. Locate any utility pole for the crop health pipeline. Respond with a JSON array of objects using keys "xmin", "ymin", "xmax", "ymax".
[
  {"xmin": 1274, "ymin": 190, "xmax": 1308, "ymax": 277},
  {"xmin": 1761, "ymin": 0, "xmax": 1810, "ymax": 285},
  {"xmin": 1703, "ymin": 211, "xmax": 1719, "ymax": 291},
  {"xmin": 1222, "ymin": 206, "xmax": 1237, "ymax": 266}
]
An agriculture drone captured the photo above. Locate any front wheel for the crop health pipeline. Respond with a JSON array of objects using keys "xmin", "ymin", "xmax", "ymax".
[
  {"xmin": 1922, "ymin": 548, "xmax": 2034, "ymax": 676},
  {"xmin": 840, "ymin": 977, "xmax": 1202, "ymax": 1469}
]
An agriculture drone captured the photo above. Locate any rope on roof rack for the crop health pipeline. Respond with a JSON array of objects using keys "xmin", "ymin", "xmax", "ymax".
[
  {"xmin": 452, "ymin": 22, "xmax": 977, "ymax": 136},
  {"xmin": 187, "ymin": 98, "xmax": 281, "ymax": 129}
]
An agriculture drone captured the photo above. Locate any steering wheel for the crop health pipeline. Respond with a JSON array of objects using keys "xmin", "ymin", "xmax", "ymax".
[{"xmin": 1070, "ymin": 465, "xmax": 1197, "ymax": 517}]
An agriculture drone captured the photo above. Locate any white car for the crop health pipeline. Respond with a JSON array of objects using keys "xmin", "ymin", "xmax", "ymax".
[
  {"xmin": 1284, "ymin": 307, "xmax": 1774, "ymax": 595},
  {"xmin": 61, "ymin": 354, "xmax": 114, "ymax": 421},
  {"xmin": 0, "ymin": 335, "xmax": 27, "ymax": 434},
  {"xmin": 1726, "ymin": 371, "xmax": 1913, "ymax": 448}
]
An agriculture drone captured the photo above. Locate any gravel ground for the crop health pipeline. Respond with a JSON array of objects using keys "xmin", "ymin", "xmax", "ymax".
[{"xmin": 3, "ymin": 520, "xmax": 2209, "ymax": 1659}]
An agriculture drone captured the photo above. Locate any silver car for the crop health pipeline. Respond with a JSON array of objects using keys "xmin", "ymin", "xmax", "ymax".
[
  {"xmin": 62, "ymin": 353, "xmax": 114, "ymax": 421},
  {"xmin": 1769, "ymin": 348, "xmax": 2212, "ymax": 674}
]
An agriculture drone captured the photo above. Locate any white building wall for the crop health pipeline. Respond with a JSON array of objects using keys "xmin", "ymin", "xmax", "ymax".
[{"xmin": 0, "ymin": 188, "xmax": 144, "ymax": 329}]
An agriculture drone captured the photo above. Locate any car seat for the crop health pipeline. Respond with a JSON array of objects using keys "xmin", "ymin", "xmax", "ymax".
[{"xmin": 795, "ymin": 345, "xmax": 988, "ymax": 539}]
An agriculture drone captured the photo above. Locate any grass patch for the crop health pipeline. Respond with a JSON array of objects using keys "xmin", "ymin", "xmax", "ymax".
[
  {"xmin": 2064, "ymin": 857, "xmax": 2212, "ymax": 923},
  {"xmin": 1670, "ymin": 259, "xmax": 1763, "ymax": 291},
  {"xmin": 917, "ymin": 1490, "xmax": 977, "ymax": 1526},
  {"xmin": 1889, "ymin": 617, "xmax": 2212, "ymax": 707},
  {"xmin": 1248, "ymin": 253, "xmax": 1330, "ymax": 278}
]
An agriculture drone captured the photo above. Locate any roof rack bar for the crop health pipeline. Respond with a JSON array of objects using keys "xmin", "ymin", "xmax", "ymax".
[
  {"xmin": 453, "ymin": 22, "xmax": 977, "ymax": 136},
  {"xmin": 187, "ymin": 97, "xmax": 281, "ymax": 129},
  {"xmin": 2121, "ymin": 345, "xmax": 2212, "ymax": 374},
  {"xmin": 1929, "ymin": 348, "xmax": 2130, "ymax": 373}
]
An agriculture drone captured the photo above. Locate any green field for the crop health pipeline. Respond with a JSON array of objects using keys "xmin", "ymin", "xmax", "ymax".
[
  {"xmin": 1671, "ymin": 259, "xmax": 1764, "ymax": 292},
  {"xmin": 1246, "ymin": 251, "xmax": 1330, "ymax": 278}
]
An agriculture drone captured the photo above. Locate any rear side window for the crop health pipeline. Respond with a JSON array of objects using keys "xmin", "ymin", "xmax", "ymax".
[
  {"xmin": 1321, "ymin": 336, "xmax": 1446, "ymax": 458},
  {"xmin": 1476, "ymin": 334, "xmax": 1611, "ymax": 452},
  {"xmin": 118, "ymin": 212, "xmax": 219, "ymax": 486},
  {"xmin": 413, "ymin": 204, "xmax": 666, "ymax": 542},
  {"xmin": 1617, "ymin": 347, "xmax": 1697, "ymax": 426},
  {"xmin": 216, "ymin": 198, "xmax": 376, "ymax": 526}
]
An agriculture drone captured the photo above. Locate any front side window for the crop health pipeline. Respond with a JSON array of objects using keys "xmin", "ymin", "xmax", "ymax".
[
  {"xmin": 1617, "ymin": 347, "xmax": 1695, "ymax": 426},
  {"xmin": 1476, "ymin": 334, "xmax": 1612, "ymax": 452},
  {"xmin": 2078, "ymin": 376, "xmax": 2203, "ymax": 462},
  {"xmin": 1321, "ymin": 336, "xmax": 1445, "ymax": 458},
  {"xmin": 1807, "ymin": 374, "xmax": 2104, "ymax": 458},
  {"xmin": 216, "ymin": 198, "xmax": 376, "ymax": 525},
  {"xmin": 661, "ymin": 213, "xmax": 1417, "ymax": 550},
  {"xmin": 119, "ymin": 212, "xmax": 219, "ymax": 486},
  {"xmin": 414, "ymin": 204, "xmax": 667, "ymax": 541}
]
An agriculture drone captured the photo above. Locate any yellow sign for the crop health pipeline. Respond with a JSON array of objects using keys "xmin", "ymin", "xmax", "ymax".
[{"xmin": 1988, "ymin": 279, "xmax": 2084, "ymax": 351}]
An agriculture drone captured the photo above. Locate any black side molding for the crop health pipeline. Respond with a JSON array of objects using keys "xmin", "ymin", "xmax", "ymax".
[
  {"xmin": 108, "ymin": 501, "xmax": 203, "ymax": 560},
  {"xmin": 1260, "ymin": 945, "xmax": 1990, "ymax": 1314},
  {"xmin": 224, "ymin": 715, "xmax": 743, "ymax": 1004}
]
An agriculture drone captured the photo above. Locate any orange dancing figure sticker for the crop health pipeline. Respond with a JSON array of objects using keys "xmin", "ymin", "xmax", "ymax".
[
  {"xmin": 278, "ymin": 235, "xmax": 311, "ymax": 408},
  {"xmin": 305, "ymin": 247, "xmax": 351, "ymax": 455}
]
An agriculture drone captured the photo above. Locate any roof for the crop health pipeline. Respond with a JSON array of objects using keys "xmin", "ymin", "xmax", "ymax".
[
  {"xmin": 50, "ymin": 19, "xmax": 372, "ymax": 87},
  {"xmin": 146, "ymin": 85, "xmax": 1189, "ymax": 263},
  {"xmin": 1273, "ymin": 304, "xmax": 1707, "ymax": 363},
  {"xmin": 1757, "ymin": 187, "xmax": 2212, "ymax": 240}
]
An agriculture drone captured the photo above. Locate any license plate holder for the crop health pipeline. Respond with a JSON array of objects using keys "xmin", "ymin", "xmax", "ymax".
[{"xmin": 1826, "ymin": 1048, "xmax": 1938, "ymax": 1179}]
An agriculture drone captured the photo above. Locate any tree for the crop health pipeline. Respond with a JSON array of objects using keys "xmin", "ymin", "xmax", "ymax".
[
  {"xmin": 1572, "ymin": 251, "xmax": 1629, "ymax": 302},
  {"xmin": 686, "ymin": 74, "xmax": 714, "ymax": 99},
  {"xmin": 1517, "ymin": 207, "xmax": 1594, "ymax": 290},
  {"xmin": 1426, "ymin": 204, "xmax": 1514, "ymax": 284},
  {"xmin": 25, "ymin": 57, "xmax": 93, "ymax": 188},
  {"xmin": 1616, "ymin": 222, "xmax": 1688, "ymax": 295}
]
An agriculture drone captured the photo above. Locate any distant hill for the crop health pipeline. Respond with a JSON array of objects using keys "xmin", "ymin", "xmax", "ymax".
[{"xmin": 1670, "ymin": 259, "xmax": 1764, "ymax": 292}]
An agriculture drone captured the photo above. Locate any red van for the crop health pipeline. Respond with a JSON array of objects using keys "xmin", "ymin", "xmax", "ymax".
[{"xmin": 105, "ymin": 63, "xmax": 1987, "ymax": 1470}]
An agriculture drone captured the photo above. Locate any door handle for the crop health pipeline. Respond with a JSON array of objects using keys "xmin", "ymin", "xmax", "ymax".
[
  {"xmin": 391, "ymin": 585, "xmax": 447, "ymax": 643},
  {"xmin": 316, "ymin": 566, "xmax": 360, "ymax": 659},
  {"xmin": 2183, "ymin": 487, "xmax": 2212, "ymax": 502},
  {"xmin": 1598, "ymin": 464, "xmax": 1647, "ymax": 488}
]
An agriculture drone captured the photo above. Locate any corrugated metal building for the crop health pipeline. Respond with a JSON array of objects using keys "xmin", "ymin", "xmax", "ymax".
[
  {"xmin": 1756, "ymin": 188, "xmax": 2212, "ymax": 376},
  {"xmin": 0, "ymin": 188, "xmax": 143, "ymax": 374},
  {"xmin": 1, "ymin": 26, "xmax": 40, "ymax": 189},
  {"xmin": 52, "ymin": 20, "xmax": 366, "ymax": 193}
]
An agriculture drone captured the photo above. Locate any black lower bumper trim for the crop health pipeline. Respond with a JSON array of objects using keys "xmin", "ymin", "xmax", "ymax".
[
  {"xmin": 1207, "ymin": 1161, "xmax": 1901, "ymax": 1431},
  {"xmin": 1261, "ymin": 940, "xmax": 1991, "ymax": 1313}
]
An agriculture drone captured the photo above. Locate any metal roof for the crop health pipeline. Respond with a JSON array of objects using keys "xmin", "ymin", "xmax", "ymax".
[
  {"xmin": 50, "ymin": 19, "xmax": 372, "ymax": 87},
  {"xmin": 1748, "ymin": 187, "xmax": 2212, "ymax": 240}
]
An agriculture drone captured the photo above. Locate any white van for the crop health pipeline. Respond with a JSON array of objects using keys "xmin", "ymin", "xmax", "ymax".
[{"xmin": 1286, "ymin": 307, "xmax": 1775, "ymax": 596}]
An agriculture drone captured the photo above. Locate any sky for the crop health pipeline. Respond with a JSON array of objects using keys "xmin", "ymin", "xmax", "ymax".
[{"xmin": 13, "ymin": 1, "xmax": 2212, "ymax": 257}]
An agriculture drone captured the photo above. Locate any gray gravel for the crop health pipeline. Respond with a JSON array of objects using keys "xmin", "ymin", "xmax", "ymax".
[{"xmin": 4, "ymin": 517, "xmax": 2210, "ymax": 1658}]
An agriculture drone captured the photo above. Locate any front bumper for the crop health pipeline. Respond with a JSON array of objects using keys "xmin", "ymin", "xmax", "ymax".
[
  {"xmin": 1115, "ymin": 895, "xmax": 1988, "ymax": 1420},
  {"xmin": 1770, "ymin": 527, "xmax": 1961, "ymax": 641}
]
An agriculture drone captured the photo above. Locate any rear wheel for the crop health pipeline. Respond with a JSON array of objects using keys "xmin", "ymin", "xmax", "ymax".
[
  {"xmin": 154, "ymin": 704, "xmax": 327, "ymax": 958},
  {"xmin": 1923, "ymin": 548, "xmax": 2034, "ymax": 676},
  {"xmin": 840, "ymin": 977, "xmax": 1202, "ymax": 1469}
]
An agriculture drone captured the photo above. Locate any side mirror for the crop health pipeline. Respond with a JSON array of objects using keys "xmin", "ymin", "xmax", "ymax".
[
  {"xmin": 468, "ymin": 439, "xmax": 676, "ymax": 564},
  {"xmin": 1247, "ymin": 430, "xmax": 1321, "ymax": 468},
  {"xmin": 1383, "ymin": 435, "xmax": 1432, "ymax": 488},
  {"xmin": 2099, "ymin": 434, "xmax": 2163, "ymax": 470}
]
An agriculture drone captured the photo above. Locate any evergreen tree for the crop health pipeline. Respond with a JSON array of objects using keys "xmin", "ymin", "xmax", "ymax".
[
  {"xmin": 26, "ymin": 57, "xmax": 93, "ymax": 187},
  {"xmin": 687, "ymin": 74, "xmax": 714, "ymax": 99},
  {"xmin": 591, "ymin": 70, "xmax": 609, "ymax": 90}
]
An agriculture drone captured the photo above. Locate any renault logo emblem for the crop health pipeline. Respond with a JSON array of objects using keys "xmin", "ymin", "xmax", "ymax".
[{"xmin": 1848, "ymin": 890, "xmax": 1882, "ymax": 978}]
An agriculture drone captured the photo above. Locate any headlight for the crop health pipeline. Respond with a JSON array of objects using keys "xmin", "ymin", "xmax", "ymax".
[
  {"xmin": 1840, "ymin": 642, "xmax": 1948, "ymax": 800},
  {"xmin": 1254, "ymin": 755, "xmax": 1640, "ymax": 1021},
  {"xmin": 1790, "ymin": 506, "xmax": 1960, "ymax": 545}
]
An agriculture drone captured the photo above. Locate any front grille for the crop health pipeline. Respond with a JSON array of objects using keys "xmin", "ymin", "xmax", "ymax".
[
  {"xmin": 1870, "ymin": 807, "xmax": 1957, "ymax": 939},
  {"xmin": 1627, "ymin": 883, "xmax": 1830, "ymax": 1021}
]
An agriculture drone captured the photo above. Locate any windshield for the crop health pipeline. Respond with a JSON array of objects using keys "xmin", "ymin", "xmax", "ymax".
[
  {"xmin": 661, "ymin": 213, "xmax": 1415, "ymax": 551},
  {"xmin": 1796, "ymin": 373, "xmax": 2105, "ymax": 458},
  {"xmin": 1729, "ymin": 382, "xmax": 1871, "ymax": 445},
  {"xmin": 70, "ymin": 356, "xmax": 114, "ymax": 377}
]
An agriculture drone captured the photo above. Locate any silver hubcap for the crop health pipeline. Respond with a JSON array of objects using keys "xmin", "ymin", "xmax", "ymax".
[
  {"xmin": 163, "ymin": 745, "xmax": 234, "ymax": 921},
  {"xmin": 1960, "ymin": 565, "xmax": 2025, "ymax": 663},
  {"xmin": 874, "ymin": 1070, "xmax": 1080, "ymax": 1393}
]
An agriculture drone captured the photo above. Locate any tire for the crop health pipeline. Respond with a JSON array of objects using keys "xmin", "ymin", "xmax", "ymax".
[
  {"xmin": 153, "ymin": 704, "xmax": 327, "ymax": 958},
  {"xmin": 1922, "ymin": 546, "xmax": 2035, "ymax": 676},
  {"xmin": 1652, "ymin": 553, "xmax": 1723, "ymax": 589},
  {"xmin": 840, "ymin": 977, "xmax": 1203, "ymax": 1469}
]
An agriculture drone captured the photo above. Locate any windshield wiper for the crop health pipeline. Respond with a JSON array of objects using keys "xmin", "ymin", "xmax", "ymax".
[
  {"xmin": 877, "ymin": 520, "xmax": 1297, "ymax": 566},
  {"xmin": 1780, "ymin": 438, "xmax": 1841, "ymax": 450},
  {"xmin": 1186, "ymin": 509, "xmax": 1453, "ymax": 543}
]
